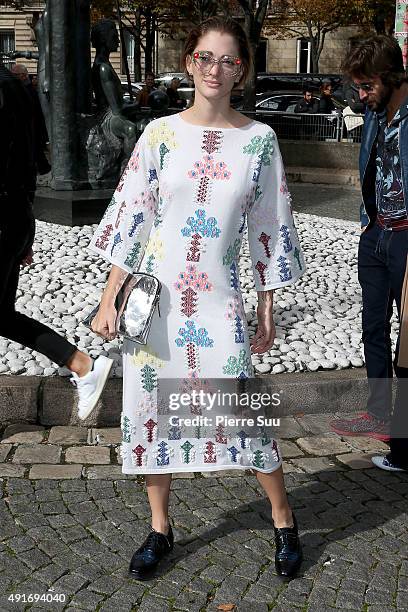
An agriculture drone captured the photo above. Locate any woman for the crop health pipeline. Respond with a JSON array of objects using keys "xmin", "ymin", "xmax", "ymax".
[{"xmin": 89, "ymin": 16, "xmax": 305, "ymax": 580}]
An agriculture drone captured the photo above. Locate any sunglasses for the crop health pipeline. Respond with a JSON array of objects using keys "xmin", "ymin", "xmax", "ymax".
[
  {"xmin": 191, "ymin": 51, "xmax": 242, "ymax": 78},
  {"xmin": 351, "ymin": 82, "xmax": 376, "ymax": 93}
]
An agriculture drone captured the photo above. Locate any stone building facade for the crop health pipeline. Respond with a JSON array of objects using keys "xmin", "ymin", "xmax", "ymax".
[{"xmin": 0, "ymin": 1, "xmax": 359, "ymax": 78}]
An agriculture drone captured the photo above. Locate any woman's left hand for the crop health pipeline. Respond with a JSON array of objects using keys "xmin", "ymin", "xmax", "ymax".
[{"xmin": 250, "ymin": 299, "xmax": 276, "ymax": 354}]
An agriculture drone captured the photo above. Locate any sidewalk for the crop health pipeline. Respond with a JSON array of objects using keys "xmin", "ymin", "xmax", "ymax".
[{"xmin": 1, "ymin": 417, "xmax": 407, "ymax": 611}]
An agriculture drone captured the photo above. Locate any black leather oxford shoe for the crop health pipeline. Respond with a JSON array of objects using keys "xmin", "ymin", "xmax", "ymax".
[
  {"xmin": 129, "ymin": 525, "xmax": 174, "ymax": 580},
  {"xmin": 274, "ymin": 513, "xmax": 302, "ymax": 577}
]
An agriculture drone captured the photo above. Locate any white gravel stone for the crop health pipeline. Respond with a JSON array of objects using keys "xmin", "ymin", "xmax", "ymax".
[
  {"xmin": 1, "ymin": 214, "xmax": 395, "ymax": 377},
  {"xmin": 350, "ymin": 357, "xmax": 364, "ymax": 367},
  {"xmin": 255, "ymin": 363, "xmax": 272, "ymax": 374}
]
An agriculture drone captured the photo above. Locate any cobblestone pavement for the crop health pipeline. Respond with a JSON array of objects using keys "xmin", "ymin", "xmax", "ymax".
[{"xmin": 0, "ymin": 416, "xmax": 407, "ymax": 612}]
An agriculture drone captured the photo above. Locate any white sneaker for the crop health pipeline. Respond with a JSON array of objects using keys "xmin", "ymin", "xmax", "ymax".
[
  {"xmin": 371, "ymin": 455, "xmax": 406, "ymax": 472},
  {"xmin": 70, "ymin": 356, "xmax": 114, "ymax": 420}
]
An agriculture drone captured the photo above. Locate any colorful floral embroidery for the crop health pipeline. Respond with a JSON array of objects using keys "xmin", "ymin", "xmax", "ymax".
[
  {"xmin": 251, "ymin": 449, "xmax": 267, "ymax": 469},
  {"xmin": 227, "ymin": 445, "xmax": 240, "ymax": 462},
  {"xmin": 128, "ymin": 212, "xmax": 144, "ymax": 238},
  {"xmin": 147, "ymin": 121, "xmax": 178, "ymax": 149},
  {"xmin": 174, "ymin": 265, "xmax": 213, "ymax": 292},
  {"xmin": 279, "ymin": 224, "xmax": 293, "ymax": 253},
  {"xmin": 202, "ymin": 130, "xmax": 223, "ymax": 154},
  {"xmin": 236, "ymin": 430, "xmax": 251, "ymax": 449},
  {"xmin": 124, "ymin": 242, "xmax": 142, "ymax": 268},
  {"xmin": 181, "ymin": 209, "xmax": 221, "ymax": 238},
  {"xmin": 293, "ymin": 246, "xmax": 303, "ymax": 271},
  {"xmin": 141, "ymin": 364, "xmax": 157, "ymax": 392},
  {"xmin": 155, "ymin": 441, "xmax": 173, "ymax": 466},
  {"xmin": 223, "ymin": 239, "xmax": 241, "ymax": 266},
  {"xmin": 188, "ymin": 155, "xmax": 231, "ymax": 180},
  {"xmin": 110, "ymin": 232, "xmax": 123, "ymax": 256},
  {"xmin": 94, "ymin": 224, "xmax": 113, "ymax": 251},
  {"xmin": 132, "ymin": 444, "xmax": 147, "ymax": 467},
  {"xmin": 180, "ymin": 440, "xmax": 195, "ymax": 463},
  {"xmin": 230, "ymin": 261, "xmax": 239, "ymax": 291},
  {"xmin": 128, "ymin": 149, "xmax": 140, "ymax": 172},
  {"xmin": 121, "ymin": 415, "xmax": 131, "ymax": 443},
  {"xmin": 203, "ymin": 440, "xmax": 217, "ymax": 463},
  {"xmin": 115, "ymin": 201, "xmax": 126, "ymax": 228},
  {"xmin": 131, "ymin": 346, "xmax": 163, "ymax": 370},
  {"xmin": 132, "ymin": 190, "xmax": 156, "ymax": 215},
  {"xmin": 143, "ymin": 418, "xmax": 157, "ymax": 443},
  {"xmin": 277, "ymin": 255, "xmax": 292, "ymax": 282},
  {"xmin": 222, "ymin": 349, "xmax": 252, "ymax": 377},
  {"xmin": 255, "ymin": 260, "xmax": 267, "ymax": 286},
  {"xmin": 258, "ymin": 232, "xmax": 271, "ymax": 258},
  {"xmin": 175, "ymin": 321, "xmax": 214, "ymax": 348},
  {"xmin": 243, "ymin": 132, "xmax": 275, "ymax": 165}
]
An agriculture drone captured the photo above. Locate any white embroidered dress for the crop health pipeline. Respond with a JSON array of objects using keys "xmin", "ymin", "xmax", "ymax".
[{"xmin": 89, "ymin": 113, "xmax": 305, "ymax": 474}]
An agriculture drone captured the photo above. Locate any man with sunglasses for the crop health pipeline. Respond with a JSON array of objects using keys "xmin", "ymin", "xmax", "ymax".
[{"xmin": 330, "ymin": 35, "xmax": 408, "ymax": 472}]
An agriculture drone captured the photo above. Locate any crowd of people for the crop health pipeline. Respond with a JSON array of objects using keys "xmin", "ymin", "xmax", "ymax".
[{"xmin": 1, "ymin": 19, "xmax": 407, "ymax": 585}]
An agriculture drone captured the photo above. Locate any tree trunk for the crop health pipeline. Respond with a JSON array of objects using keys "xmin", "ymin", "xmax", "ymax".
[
  {"xmin": 310, "ymin": 38, "xmax": 319, "ymax": 73},
  {"xmin": 133, "ymin": 10, "xmax": 142, "ymax": 81},
  {"xmin": 144, "ymin": 10, "xmax": 153, "ymax": 74},
  {"xmin": 242, "ymin": 8, "xmax": 256, "ymax": 111}
]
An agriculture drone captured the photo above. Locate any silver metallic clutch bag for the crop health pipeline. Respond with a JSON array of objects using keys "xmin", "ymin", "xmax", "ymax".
[{"xmin": 83, "ymin": 273, "xmax": 161, "ymax": 345}]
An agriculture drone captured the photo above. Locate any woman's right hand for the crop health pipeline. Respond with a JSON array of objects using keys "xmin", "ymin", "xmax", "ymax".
[{"xmin": 91, "ymin": 304, "xmax": 118, "ymax": 340}]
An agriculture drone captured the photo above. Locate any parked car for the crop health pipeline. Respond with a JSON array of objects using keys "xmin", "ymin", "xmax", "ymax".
[
  {"xmin": 120, "ymin": 80, "xmax": 143, "ymax": 102},
  {"xmin": 155, "ymin": 73, "xmax": 194, "ymax": 106},
  {"xmin": 256, "ymin": 73, "xmax": 346, "ymax": 105},
  {"xmin": 236, "ymin": 91, "xmax": 345, "ymax": 140}
]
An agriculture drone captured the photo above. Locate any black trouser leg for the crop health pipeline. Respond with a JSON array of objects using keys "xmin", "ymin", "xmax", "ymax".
[
  {"xmin": 358, "ymin": 224, "xmax": 393, "ymax": 420},
  {"xmin": 0, "ymin": 205, "xmax": 77, "ymax": 367},
  {"xmin": 388, "ymin": 230, "xmax": 408, "ymax": 468}
]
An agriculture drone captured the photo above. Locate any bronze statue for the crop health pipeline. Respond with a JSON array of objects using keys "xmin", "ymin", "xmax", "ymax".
[{"xmin": 90, "ymin": 19, "xmax": 137, "ymax": 162}]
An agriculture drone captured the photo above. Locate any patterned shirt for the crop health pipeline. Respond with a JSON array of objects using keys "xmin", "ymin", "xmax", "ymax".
[{"xmin": 375, "ymin": 99, "xmax": 408, "ymax": 229}]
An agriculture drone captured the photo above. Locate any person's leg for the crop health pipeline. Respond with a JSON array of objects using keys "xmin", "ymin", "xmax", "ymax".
[
  {"xmin": 359, "ymin": 226, "xmax": 393, "ymax": 420},
  {"xmin": 255, "ymin": 466, "xmax": 302, "ymax": 577},
  {"xmin": 128, "ymin": 473, "xmax": 174, "ymax": 580},
  {"xmin": 0, "ymin": 253, "xmax": 89, "ymax": 371},
  {"xmin": 146, "ymin": 474, "xmax": 172, "ymax": 534},
  {"xmin": 331, "ymin": 225, "xmax": 393, "ymax": 440},
  {"xmin": 0, "ymin": 211, "xmax": 112, "ymax": 418},
  {"xmin": 255, "ymin": 467, "xmax": 293, "ymax": 527},
  {"xmin": 386, "ymin": 230, "xmax": 408, "ymax": 468}
]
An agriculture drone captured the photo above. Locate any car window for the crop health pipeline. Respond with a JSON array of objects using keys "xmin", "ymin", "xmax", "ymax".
[{"xmin": 259, "ymin": 98, "xmax": 279, "ymax": 110}]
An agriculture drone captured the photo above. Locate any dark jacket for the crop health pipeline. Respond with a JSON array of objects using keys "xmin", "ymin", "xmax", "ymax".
[
  {"xmin": 166, "ymin": 87, "xmax": 185, "ymax": 109},
  {"xmin": 294, "ymin": 98, "xmax": 318, "ymax": 114},
  {"xmin": 359, "ymin": 105, "xmax": 408, "ymax": 228},
  {"xmin": 343, "ymin": 80, "xmax": 365, "ymax": 114},
  {"xmin": 318, "ymin": 94, "xmax": 335, "ymax": 114},
  {"xmin": 0, "ymin": 65, "xmax": 36, "ymax": 201}
]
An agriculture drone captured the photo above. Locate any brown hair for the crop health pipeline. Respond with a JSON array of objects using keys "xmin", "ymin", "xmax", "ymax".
[
  {"xmin": 181, "ymin": 16, "xmax": 252, "ymax": 86},
  {"xmin": 342, "ymin": 35, "xmax": 407, "ymax": 88}
]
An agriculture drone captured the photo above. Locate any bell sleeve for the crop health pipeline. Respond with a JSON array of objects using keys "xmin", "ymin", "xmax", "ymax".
[
  {"xmin": 247, "ymin": 129, "xmax": 306, "ymax": 291},
  {"xmin": 88, "ymin": 126, "xmax": 158, "ymax": 273}
]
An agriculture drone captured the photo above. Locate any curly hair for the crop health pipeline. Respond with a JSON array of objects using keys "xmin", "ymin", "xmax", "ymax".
[{"xmin": 342, "ymin": 35, "xmax": 407, "ymax": 88}]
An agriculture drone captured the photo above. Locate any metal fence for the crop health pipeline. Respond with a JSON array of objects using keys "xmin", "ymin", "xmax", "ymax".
[{"xmin": 241, "ymin": 110, "xmax": 364, "ymax": 144}]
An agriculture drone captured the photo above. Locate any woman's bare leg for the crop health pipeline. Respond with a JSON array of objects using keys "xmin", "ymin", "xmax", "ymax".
[
  {"xmin": 146, "ymin": 474, "xmax": 172, "ymax": 534},
  {"xmin": 66, "ymin": 349, "xmax": 92, "ymax": 377},
  {"xmin": 255, "ymin": 467, "xmax": 293, "ymax": 528}
]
